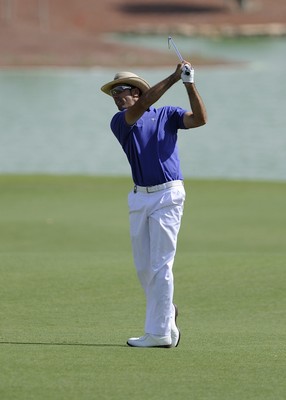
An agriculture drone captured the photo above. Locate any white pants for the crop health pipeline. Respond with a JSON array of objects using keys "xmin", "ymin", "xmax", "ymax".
[{"xmin": 128, "ymin": 183, "xmax": 185, "ymax": 336}]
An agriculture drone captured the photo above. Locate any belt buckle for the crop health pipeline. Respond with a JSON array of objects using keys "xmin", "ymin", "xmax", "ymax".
[{"xmin": 134, "ymin": 185, "xmax": 137, "ymax": 193}]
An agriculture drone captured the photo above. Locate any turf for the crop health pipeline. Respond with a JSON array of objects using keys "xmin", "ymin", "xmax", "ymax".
[{"xmin": 0, "ymin": 175, "xmax": 285, "ymax": 400}]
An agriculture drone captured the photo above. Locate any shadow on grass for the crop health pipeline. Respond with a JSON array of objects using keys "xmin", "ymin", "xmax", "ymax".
[{"xmin": 0, "ymin": 341, "xmax": 126, "ymax": 347}]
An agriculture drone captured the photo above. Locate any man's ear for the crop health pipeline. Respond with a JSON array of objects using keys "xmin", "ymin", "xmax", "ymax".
[{"xmin": 131, "ymin": 87, "xmax": 141, "ymax": 97}]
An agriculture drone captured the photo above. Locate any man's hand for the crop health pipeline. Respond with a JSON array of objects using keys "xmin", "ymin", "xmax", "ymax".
[{"xmin": 181, "ymin": 63, "xmax": 194, "ymax": 84}]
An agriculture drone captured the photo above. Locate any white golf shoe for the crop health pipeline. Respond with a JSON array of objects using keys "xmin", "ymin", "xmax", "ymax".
[
  {"xmin": 171, "ymin": 304, "xmax": 180, "ymax": 347},
  {"xmin": 127, "ymin": 305, "xmax": 181, "ymax": 348},
  {"xmin": 127, "ymin": 334, "xmax": 172, "ymax": 348}
]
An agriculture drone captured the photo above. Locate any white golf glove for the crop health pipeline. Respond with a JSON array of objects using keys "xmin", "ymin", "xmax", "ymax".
[{"xmin": 181, "ymin": 64, "xmax": 194, "ymax": 84}]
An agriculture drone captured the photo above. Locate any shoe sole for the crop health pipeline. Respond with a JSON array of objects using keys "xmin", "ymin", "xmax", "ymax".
[
  {"xmin": 174, "ymin": 304, "xmax": 181, "ymax": 347},
  {"xmin": 127, "ymin": 342, "xmax": 172, "ymax": 348}
]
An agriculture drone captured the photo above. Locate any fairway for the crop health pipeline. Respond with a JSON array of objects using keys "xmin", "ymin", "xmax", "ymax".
[{"xmin": 0, "ymin": 175, "xmax": 285, "ymax": 400}]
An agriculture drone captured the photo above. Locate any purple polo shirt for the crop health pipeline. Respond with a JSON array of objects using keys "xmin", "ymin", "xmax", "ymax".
[{"xmin": 110, "ymin": 106, "xmax": 187, "ymax": 186}]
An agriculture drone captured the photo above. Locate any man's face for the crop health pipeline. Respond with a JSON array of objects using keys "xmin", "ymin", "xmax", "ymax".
[{"xmin": 110, "ymin": 85, "xmax": 140, "ymax": 111}]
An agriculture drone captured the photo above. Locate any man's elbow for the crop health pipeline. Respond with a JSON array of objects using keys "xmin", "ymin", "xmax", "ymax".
[
  {"xmin": 184, "ymin": 112, "xmax": 207, "ymax": 129},
  {"xmin": 195, "ymin": 113, "xmax": 207, "ymax": 127},
  {"xmin": 200, "ymin": 114, "xmax": 208, "ymax": 126}
]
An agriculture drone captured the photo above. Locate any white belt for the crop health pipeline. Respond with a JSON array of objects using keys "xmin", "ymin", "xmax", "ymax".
[{"xmin": 134, "ymin": 180, "xmax": 183, "ymax": 194}]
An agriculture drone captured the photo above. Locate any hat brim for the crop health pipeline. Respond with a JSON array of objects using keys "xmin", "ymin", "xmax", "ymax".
[{"xmin": 101, "ymin": 76, "xmax": 150, "ymax": 96}]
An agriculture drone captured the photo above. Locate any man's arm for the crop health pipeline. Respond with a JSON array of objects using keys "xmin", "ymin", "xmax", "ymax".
[
  {"xmin": 183, "ymin": 82, "xmax": 207, "ymax": 129},
  {"xmin": 124, "ymin": 64, "xmax": 183, "ymax": 126}
]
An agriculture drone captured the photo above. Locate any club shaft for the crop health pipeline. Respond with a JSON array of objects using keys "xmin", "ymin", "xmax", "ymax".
[{"xmin": 168, "ymin": 37, "xmax": 184, "ymax": 62}]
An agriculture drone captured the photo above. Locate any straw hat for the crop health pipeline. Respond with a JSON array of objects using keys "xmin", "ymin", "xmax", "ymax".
[{"xmin": 101, "ymin": 71, "xmax": 150, "ymax": 96}]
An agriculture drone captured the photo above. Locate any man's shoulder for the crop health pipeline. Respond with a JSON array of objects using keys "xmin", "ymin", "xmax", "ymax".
[
  {"xmin": 110, "ymin": 110, "xmax": 131, "ymax": 137},
  {"xmin": 112, "ymin": 110, "xmax": 125, "ymax": 120},
  {"xmin": 155, "ymin": 105, "xmax": 187, "ymax": 118},
  {"xmin": 155, "ymin": 105, "xmax": 186, "ymax": 113},
  {"xmin": 111, "ymin": 110, "xmax": 126, "ymax": 125}
]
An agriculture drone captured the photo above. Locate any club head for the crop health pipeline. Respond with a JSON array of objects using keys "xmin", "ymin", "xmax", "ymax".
[{"xmin": 168, "ymin": 36, "xmax": 172, "ymax": 49}]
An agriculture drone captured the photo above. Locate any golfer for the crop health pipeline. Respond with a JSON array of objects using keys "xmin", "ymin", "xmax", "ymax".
[{"xmin": 101, "ymin": 61, "xmax": 207, "ymax": 348}]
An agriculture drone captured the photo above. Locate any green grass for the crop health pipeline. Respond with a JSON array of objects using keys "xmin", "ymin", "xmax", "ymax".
[{"xmin": 0, "ymin": 175, "xmax": 285, "ymax": 400}]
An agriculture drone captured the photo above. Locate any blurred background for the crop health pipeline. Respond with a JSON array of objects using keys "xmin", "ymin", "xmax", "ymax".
[{"xmin": 0, "ymin": 0, "xmax": 285, "ymax": 180}]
